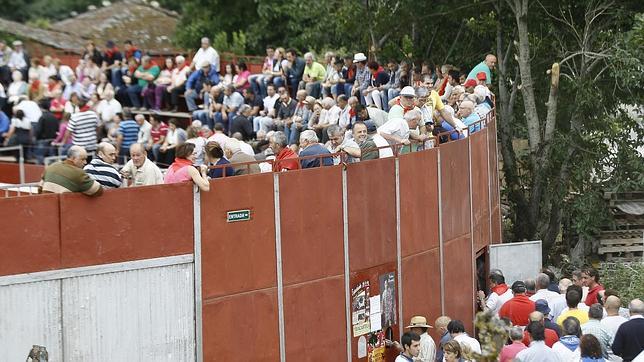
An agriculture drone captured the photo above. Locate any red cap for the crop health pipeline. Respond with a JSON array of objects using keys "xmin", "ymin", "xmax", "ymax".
[
  {"xmin": 464, "ymin": 79, "xmax": 477, "ymax": 87},
  {"xmin": 476, "ymin": 72, "xmax": 487, "ymax": 80}
]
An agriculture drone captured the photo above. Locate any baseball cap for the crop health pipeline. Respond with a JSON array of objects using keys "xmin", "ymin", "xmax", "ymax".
[
  {"xmin": 464, "ymin": 79, "xmax": 477, "ymax": 88},
  {"xmin": 511, "ymin": 281, "xmax": 527, "ymax": 293},
  {"xmin": 476, "ymin": 72, "xmax": 487, "ymax": 81},
  {"xmin": 535, "ymin": 299, "xmax": 550, "ymax": 315},
  {"xmin": 400, "ymin": 86, "xmax": 416, "ymax": 97}
]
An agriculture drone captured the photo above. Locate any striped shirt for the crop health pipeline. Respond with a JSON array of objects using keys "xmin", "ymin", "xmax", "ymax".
[
  {"xmin": 68, "ymin": 110, "xmax": 99, "ymax": 151},
  {"xmin": 83, "ymin": 157, "xmax": 122, "ymax": 188},
  {"xmin": 118, "ymin": 120, "xmax": 140, "ymax": 149}
]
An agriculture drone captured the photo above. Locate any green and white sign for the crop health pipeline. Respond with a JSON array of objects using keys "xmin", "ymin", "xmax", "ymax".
[{"xmin": 227, "ymin": 209, "xmax": 251, "ymax": 223}]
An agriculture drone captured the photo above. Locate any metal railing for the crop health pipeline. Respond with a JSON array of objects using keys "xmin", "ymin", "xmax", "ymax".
[
  {"xmin": 0, "ymin": 182, "xmax": 40, "ymax": 197},
  {"xmin": 0, "ymin": 145, "xmax": 25, "ymax": 184}
]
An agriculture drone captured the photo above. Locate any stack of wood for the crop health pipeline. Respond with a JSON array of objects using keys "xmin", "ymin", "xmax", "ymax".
[{"xmin": 599, "ymin": 192, "xmax": 644, "ymax": 262}]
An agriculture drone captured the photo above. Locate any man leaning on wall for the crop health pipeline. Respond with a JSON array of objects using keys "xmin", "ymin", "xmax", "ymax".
[{"xmin": 39, "ymin": 145, "xmax": 103, "ymax": 196}]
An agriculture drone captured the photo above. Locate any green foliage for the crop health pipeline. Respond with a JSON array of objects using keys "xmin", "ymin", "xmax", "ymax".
[
  {"xmin": 211, "ymin": 31, "xmax": 247, "ymax": 56},
  {"xmin": 600, "ymin": 263, "xmax": 644, "ymax": 306},
  {"xmin": 26, "ymin": 18, "xmax": 50, "ymax": 29}
]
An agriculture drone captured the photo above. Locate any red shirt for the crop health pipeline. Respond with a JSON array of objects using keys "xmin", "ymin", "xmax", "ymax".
[
  {"xmin": 151, "ymin": 122, "xmax": 168, "ymax": 143},
  {"xmin": 499, "ymin": 295, "xmax": 535, "ymax": 326},
  {"xmin": 585, "ymin": 284, "xmax": 604, "ymax": 306},
  {"xmin": 273, "ymin": 147, "xmax": 300, "ymax": 172},
  {"xmin": 522, "ymin": 328, "xmax": 559, "ymax": 347}
]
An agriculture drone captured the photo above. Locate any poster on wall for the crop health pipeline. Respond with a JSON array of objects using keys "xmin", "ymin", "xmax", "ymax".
[
  {"xmin": 351, "ymin": 280, "xmax": 371, "ymax": 337},
  {"xmin": 379, "ymin": 272, "xmax": 397, "ymax": 328},
  {"xmin": 367, "ymin": 330, "xmax": 386, "ymax": 362}
]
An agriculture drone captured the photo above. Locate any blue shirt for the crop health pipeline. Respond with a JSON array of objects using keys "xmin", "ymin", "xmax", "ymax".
[
  {"xmin": 0, "ymin": 111, "xmax": 9, "ymax": 134},
  {"xmin": 208, "ymin": 158, "xmax": 234, "ymax": 179},
  {"xmin": 467, "ymin": 61, "xmax": 492, "ymax": 84},
  {"xmin": 462, "ymin": 113, "xmax": 481, "ymax": 133},
  {"xmin": 186, "ymin": 69, "xmax": 220, "ymax": 92},
  {"xmin": 441, "ymin": 121, "xmax": 466, "ymax": 141},
  {"xmin": 118, "ymin": 120, "xmax": 140, "ymax": 149},
  {"xmin": 299, "ymin": 143, "xmax": 333, "ymax": 168}
]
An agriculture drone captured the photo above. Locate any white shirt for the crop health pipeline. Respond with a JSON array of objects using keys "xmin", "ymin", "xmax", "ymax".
[
  {"xmin": 486, "ymin": 288, "xmax": 514, "ymax": 314},
  {"xmin": 38, "ymin": 64, "xmax": 57, "ymax": 84},
  {"xmin": 415, "ymin": 332, "xmax": 436, "ymax": 362},
  {"xmin": 319, "ymin": 105, "xmax": 341, "ymax": 126},
  {"xmin": 11, "ymin": 116, "xmax": 31, "ymax": 130},
  {"xmin": 338, "ymin": 105, "xmax": 351, "ymax": 129},
  {"xmin": 378, "ymin": 117, "xmax": 409, "ymax": 142},
  {"xmin": 171, "ymin": 66, "xmax": 190, "ymax": 87},
  {"xmin": 58, "ymin": 65, "xmax": 74, "ymax": 86},
  {"xmin": 192, "ymin": 46, "xmax": 220, "ymax": 73},
  {"xmin": 8, "ymin": 50, "xmax": 27, "ymax": 69},
  {"xmin": 239, "ymin": 140, "xmax": 255, "ymax": 156},
  {"xmin": 453, "ymin": 333, "xmax": 481, "ymax": 361},
  {"xmin": 368, "ymin": 107, "xmax": 389, "ymax": 127},
  {"xmin": 372, "ymin": 133, "xmax": 394, "ymax": 158},
  {"xmin": 96, "ymin": 98, "xmax": 122, "ymax": 123},
  {"xmin": 552, "ymin": 340, "xmax": 580, "ymax": 362},
  {"xmin": 601, "ymin": 315, "xmax": 628, "ymax": 336},
  {"xmin": 137, "ymin": 121, "xmax": 152, "ymax": 145},
  {"xmin": 263, "ymin": 94, "xmax": 279, "ymax": 116},
  {"xmin": 121, "ymin": 158, "xmax": 164, "ymax": 186},
  {"xmin": 16, "ymin": 100, "xmax": 42, "ymax": 124},
  {"xmin": 530, "ymin": 289, "xmax": 561, "ymax": 306}
]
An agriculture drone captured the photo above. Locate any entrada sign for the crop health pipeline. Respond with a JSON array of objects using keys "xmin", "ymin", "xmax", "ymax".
[{"xmin": 227, "ymin": 210, "xmax": 251, "ymax": 222}]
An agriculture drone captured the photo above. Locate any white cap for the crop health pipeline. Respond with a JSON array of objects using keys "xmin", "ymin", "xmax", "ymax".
[
  {"xmin": 353, "ymin": 53, "xmax": 367, "ymax": 63},
  {"xmin": 400, "ymin": 86, "xmax": 416, "ymax": 97}
]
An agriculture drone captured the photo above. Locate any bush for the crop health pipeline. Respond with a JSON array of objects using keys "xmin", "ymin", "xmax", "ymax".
[{"xmin": 600, "ymin": 262, "xmax": 644, "ymax": 306}]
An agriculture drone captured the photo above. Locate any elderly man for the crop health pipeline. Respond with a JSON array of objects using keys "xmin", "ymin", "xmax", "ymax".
[
  {"xmin": 612, "ymin": 299, "xmax": 644, "ymax": 362},
  {"xmin": 300, "ymin": 52, "xmax": 326, "ymax": 98},
  {"xmin": 96, "ymin": 89, "xmax": 122, "ymax": 126},
  {"xmin": 364, "ymin": 120, "xmax": 393, "ymax": 158},
  {"xmin": 405, "ymin": 316, "xmax": 436, "ymax": 362},
  {"xmin": 582, "ymin": 303, "xmax": 612, "ymax": 359},
  {"xmin": 352, "ymin": 52, "xmax": 370, "ymax": 101},
  {"xmin": 298, "ymin": 129, "xmax": 332, "ymax": 168},
  {"xmin": 191, "ymin": 37, "xmax": 220, "ymax": 73},
  {"xmin": 457, "ymin": 100, "xmax": 481, "ymax": 134},
  {"xmin": 434, "ymin": 316, "xmax": 452, "ymax": 362},
  {"xmin": 185, "ymin": 61, "xmax": 220, "ymax": 112},
  {"xmin": 378, "ymin": 107, "xmax": 422, "ymax": 146},
  {"xmin": 39, "ymin": 145, "xmax": 103, "ymax": 196},
  {"xmin": 121, "ymin": 143, "xmax": 164, "ymax": 186},
  {"xmin": 214, "ymin": 84, "xmax": 244, "ymax": 131},
  {"xmin": 352, "ymin": 121, "xmax": 378, "ymax": 161},
  {"xmin": 521, "ymin": 311, "xmax": 560, "ymax": 347},
  {"xmin": 8, "ymin": 40, "xmax": 28, "ymax": 79},
  {"xmin": 326, "ymin": 124, "xmax": 360, "ymax": 164},
  {"xmin": 270, "ymin": 131, "xmax": 299, "ymax": 172},
  {"xmin": 530, "ymin": 273, "xmax": 561, "ymax": 307},
  {"xmin": 224, "ymin": 138, "xmax": 260, "ymax": 175},
  {"xmin": 128, "ymin": 55, "xmax": 160, "ymax": 109},
  {"xmin": 466, "ymin": 54, "xmax": 496, "ymax": 85},
  {"xmin": 83, "ymin": 142, "xmax": 122, "ymax": 188},
  {"xmin": 135, "ymin": 114, "xmax": 152, "ymax": 146}
]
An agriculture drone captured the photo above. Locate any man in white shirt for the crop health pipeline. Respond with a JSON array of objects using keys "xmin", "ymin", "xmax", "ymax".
[
  {"xmin": 530, "ymin": 273, "xmax": 561, "ymax": 307},
  {"xmin": 121, "ymin": 143, "xmax": 164, "ymax": 186},
  {"xmin": 601, "ymin": 295, "xmax": 628, "ymax": 336},
  {"xmin": 448, "ymin": 320, "xmax": 481, "ymax": 360},
  {"xmin": 405, "ymin": 316, "xmax": 436, "ymax": 362},
  {"xmin": 96, "ymin": 89, "xmax": 122, "ymax": 125},
  {"xmin": 365, "ymin": 121, "xmax": 393, "ymax": 158},
  {"xmin": 191, "ymin": 37, "xmax": 220, "ymax": 73},
  {"xmin": 378, "ymin": 107, "xmax": 424, "ymax": 146},
  {"xmin": 8, "ymin": 41, "xmax": 27, "ymax": 74},
  {"xmin": 254, "ymin": 84, "xmax": 280, "ymax": 132},
  {"xmin": 135, "ymin": 114, "xmax": 152, "ymax": 145},
  {"xmin": 325, "ymin": 124, "xmax": 360, "ymax": 164},
  {"xmin": 477, "ymin": 272, "xmax": 513, "ymax": 315},
  {"xmin": 395, "ymin": 332, "xmax": 421, "ymax": 362},
  {"xmin": 16, "ymin": 99, "xmax": 42, "ymax": 125}
]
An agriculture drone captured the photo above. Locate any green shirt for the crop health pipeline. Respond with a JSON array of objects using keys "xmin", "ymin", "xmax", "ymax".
[
  {"xmin": 136, "ymin": 65, "xmax": 161, "ymax": 87},
  {"xmin": 41, "ymin": 160, "xmax": 101, "ymax": 195},
  {"xmin": 303, "ymin": 62, "xmax": 326, "ymax": 82}
]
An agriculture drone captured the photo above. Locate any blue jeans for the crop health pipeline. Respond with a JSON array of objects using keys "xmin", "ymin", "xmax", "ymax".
[
  {"xmin": 127, "ymin": 84, "xmax": 144, "ymax": 108},
  {"xmin": 185, "ymin": 89, "xmax": 201, "ymax": 111},
  {"xmin": 35, "ymin": 139, "xmax": 54, "ymax": 164},
  {"xmin": 285, "ymin": 122, "xmax": 305, "ymax": 145},
  {"xmin": 111, "ymin": 68, "xmax": 124, "ymax": 88},
  {"xmin": 288, "ymin": 77, "xmax": 300, "ymax": 99},
  {"xmin": 193, "ymin": 110, "xmax": 213, "ymax": 130}
]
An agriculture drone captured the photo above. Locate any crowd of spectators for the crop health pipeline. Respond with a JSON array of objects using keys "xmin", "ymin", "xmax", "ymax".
[{"xmin": 0, "ymin": 35, "xmax": 496, "ymax": 193}]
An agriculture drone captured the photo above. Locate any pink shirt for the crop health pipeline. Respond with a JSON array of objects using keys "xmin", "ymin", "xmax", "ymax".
[
  {"xmin": 236, "ymin": 70, "xmax": 251, "ymax": 90},
  {"xmin": 499, "ymin": 341, "xmax": 527, "ymax": 362},
  {"xmin": 164, "ymin": 164, "xmax": 191, "ymax": 184}
]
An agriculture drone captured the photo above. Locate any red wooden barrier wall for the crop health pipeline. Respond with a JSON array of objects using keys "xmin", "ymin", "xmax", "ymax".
[
  {"xmin": 0, "ymin": 119, "xmax": 504, "ymax": 361},
  {"xmin": 0, "ymin": 162, "xmax": 44, "ymax": 184}
]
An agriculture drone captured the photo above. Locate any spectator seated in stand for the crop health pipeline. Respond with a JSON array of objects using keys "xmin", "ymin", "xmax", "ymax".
[
  {"xmin": 164, "ymin": 142, "xmax": 210, "ymax": 191},
  {"xmin": 205, "ymin": 141, "xmax": 234, "ymax": 178},
  {"xmin": 185, "ymin": 61, "xmax": 220, "ymax": 112},
  {"xmin": 298, "ymin": 129, "xmax": 332, "ymax": 168}
]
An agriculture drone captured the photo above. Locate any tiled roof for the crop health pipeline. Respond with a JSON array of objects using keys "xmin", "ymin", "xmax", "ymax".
[
  {"xmin": 0, "ymin": 18, "xmax": 86, "ymax": 52},
  {"xmin": 49, "ymin": 0, "xmax": 181, "ymax": 55}
]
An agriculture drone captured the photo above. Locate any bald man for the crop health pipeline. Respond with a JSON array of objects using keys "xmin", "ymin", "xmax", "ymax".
[
  {"xmin": 612, "ymin": 299, "xmax": 644, "ymax": 361},
  {"xmin": 601, "ymin": 295, "xmax": 628, "ymax": 336},
  {"xmin": 466, "ymin": 54, "xmax": 496, "ymax": 85},
  {"xmin": 521, "ymin": 311, "xmax": 559, "ymax": 347},
  {"xmin": 121, "ymin": 143, "xmax": 164, "ymax": 186},
  {"xmin": 84, "ymin": 142, "xmax": 122, "ymax": 188},
  {"xmin": 39, "ymin": 145, "xmax": 103, "ymax": 196}
]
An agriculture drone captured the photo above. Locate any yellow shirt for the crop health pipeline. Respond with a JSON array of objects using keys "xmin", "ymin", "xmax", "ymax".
[
  {"xmin": 557, "ymin": 308, "xmax": 589, "ymax": 327},
  {"xmin": 303, "ymin": 62, "xmax": 326, "ymax": 82}
]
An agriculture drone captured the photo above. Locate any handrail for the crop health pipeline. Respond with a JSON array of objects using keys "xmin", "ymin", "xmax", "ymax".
[
  {"xmin": 0, "ymin": 182, "xmax": 39, "ymax": 198},
  {"xmin": 0, "ymin": 145, "xmax": 25, "ymax": 184}
]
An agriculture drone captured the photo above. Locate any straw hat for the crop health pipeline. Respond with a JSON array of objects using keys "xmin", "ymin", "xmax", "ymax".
[{"xmin": 406, "ymin": 316, "xmax": 433, "ymax": 329}]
